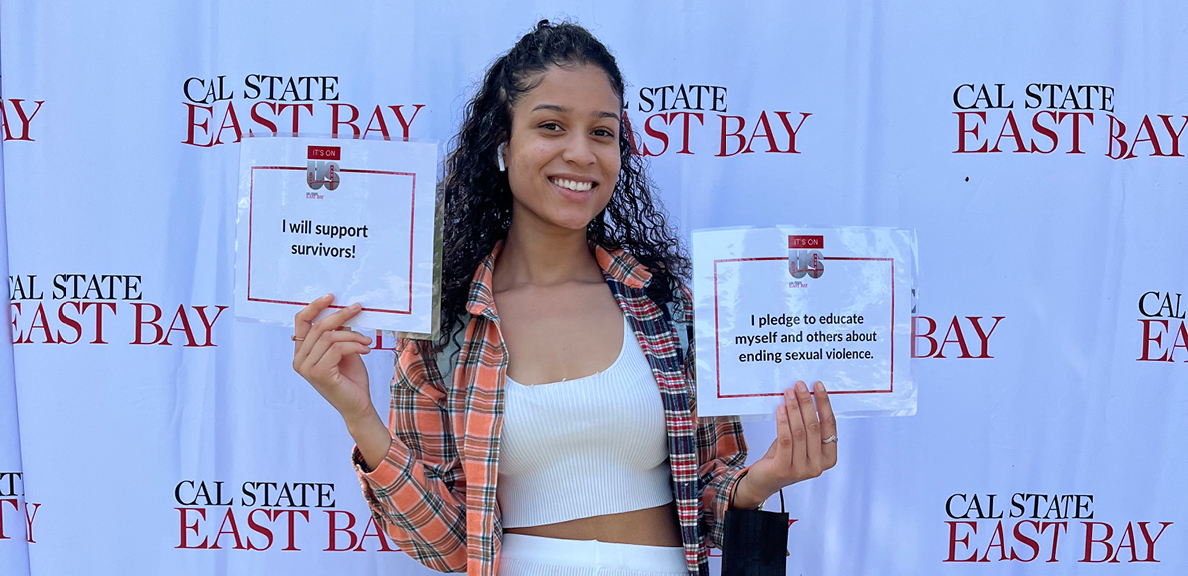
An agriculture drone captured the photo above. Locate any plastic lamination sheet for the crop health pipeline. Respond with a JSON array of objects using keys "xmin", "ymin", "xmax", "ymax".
[
  {"xmin": 233, "ymin": 136, "xmax": 440, "ymax": 336},
  {"xmin": 692, "ymin": 226, "xmax": 917, "ymax": 418}
]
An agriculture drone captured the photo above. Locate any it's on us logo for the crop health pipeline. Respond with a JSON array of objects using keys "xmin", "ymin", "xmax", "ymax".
[
  {"xmin": 306, "ymin": 145, "xmax": 340, "ymax": 192},
  {"xmin": 788, "ymin": 235, "xmax": 824, "ymax": 280}
]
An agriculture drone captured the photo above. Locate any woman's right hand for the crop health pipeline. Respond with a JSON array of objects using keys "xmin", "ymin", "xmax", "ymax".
[{"xmin": 292, "ymin": 294, "xmax": 375, "ymax": 425}]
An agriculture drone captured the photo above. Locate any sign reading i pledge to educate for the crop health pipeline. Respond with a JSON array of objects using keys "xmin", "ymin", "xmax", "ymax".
[
  {"xmin": 692, "ymin": 226, "xmax": 917, "ymax": 418},
  {"xmin": 234, "ymin": 136, "xmax": 439, "ymax": 335}
]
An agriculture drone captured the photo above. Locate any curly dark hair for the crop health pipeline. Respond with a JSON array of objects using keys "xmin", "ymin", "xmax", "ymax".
[{"xmin": 431, "ymin": 19, "xmax": 689, "ymax": 353}]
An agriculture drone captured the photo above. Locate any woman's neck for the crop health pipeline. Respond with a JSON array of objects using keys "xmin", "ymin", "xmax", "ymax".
[{"xmin": 496, "ymin": 213, "xmax": 602, "ymax": 290}]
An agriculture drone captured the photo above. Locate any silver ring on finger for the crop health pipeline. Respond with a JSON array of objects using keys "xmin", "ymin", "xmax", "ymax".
[{"xmin": 822, "ymin": 435, "xmax": 838, "ymax": 444}]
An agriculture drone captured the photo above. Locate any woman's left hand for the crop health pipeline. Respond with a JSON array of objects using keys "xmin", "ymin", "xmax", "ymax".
[{"xmin": 743, "ymin": 380, "xmax": 838, "ymax": 502}]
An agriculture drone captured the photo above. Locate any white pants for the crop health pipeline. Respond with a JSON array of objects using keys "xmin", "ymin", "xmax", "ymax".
[{"xmin": 497, "ymin": 533, "xmax": 691, "ymax": 576}]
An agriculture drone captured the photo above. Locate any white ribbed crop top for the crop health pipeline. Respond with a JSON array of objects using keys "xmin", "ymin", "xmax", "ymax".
[{"xmin": 496, "ymin": 316, "xmax": 674, "ymax": 528}]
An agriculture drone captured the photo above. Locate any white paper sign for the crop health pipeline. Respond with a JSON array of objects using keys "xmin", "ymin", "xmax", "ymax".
[
  {"xmin": 234, "ymin": 136, "xmax": 439, "ymax": 335},
  {"xmin": 692, "ymin": 226, "xmax": 917, "ymax": 418}
]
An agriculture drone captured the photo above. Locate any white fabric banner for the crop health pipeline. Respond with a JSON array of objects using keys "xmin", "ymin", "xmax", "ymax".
[
  {"xmin": 1, "ymin": 55, "xmax": 33, "ymax": 572},
  {"xmin": 1, "ymin": 1, "xmax": 1185, "ymax": 574}
]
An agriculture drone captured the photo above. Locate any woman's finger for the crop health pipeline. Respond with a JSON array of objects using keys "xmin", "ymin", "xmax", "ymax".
[
  {"xmin": 784, "ymin": 385, "xmax": 809, "ymax": 472},
  {"xmin": 773, "ymin": 398, "xmax": 794, "ymax": 469},
  {"xmin": 815, "ymin": 381, "xmax": 838, "ymax": 468},
  {"xmin": 298, "ymin": 302, "xmax": 362, "ymax": 361},
  {"xmin": 311, "ymin": 341, "xmax": 371, "ymax": 381},
  {"xmin": 301, "ymin": 330, "xmax": 373, "ymax": 375},
  {"xmin": 794, "ymin": 380, "xmax": 823, "ymax": 476},
  {"xmin": 293, "ymin": 294, "xmax": 334, "ymax": 355}
]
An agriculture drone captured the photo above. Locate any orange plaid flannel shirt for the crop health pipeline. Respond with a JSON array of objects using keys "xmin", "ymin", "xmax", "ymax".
[{"xmin": 353, "ymin": 243, "xmax": 749, "ymax": 576}]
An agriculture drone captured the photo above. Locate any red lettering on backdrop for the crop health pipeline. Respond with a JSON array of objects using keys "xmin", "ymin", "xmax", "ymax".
[
  {"xmin": 178, "ymin": 507, "xmax": 311, "ymax": 551},
  {"xmin": 25, "ymin": 303, "xmax": 55, "ymax": 344},
  {"xmin": 743, "ymin": 111, "xmax": 779, "ymax": 154},
  {"xmin": 0, "ymin": 498, "xmax": 17, "ymax": 540},
  {"xmin": 330, "ymin": 103, "xmax": 361, "ymax": 138},
  {"xmin": 989, "ymin": 111, "xmax": 1027, "ymax": 153},
  {"xmin": 1137, "ymin": 522, "xmax": 1173, "ymax": 562},
  {"xmin": 132, "ymin": 303, "xmax": 164, "ymax": 345},
  {"xmin": 1029, "ymin": 111, "xmax": 1059, "ymax": 154},
  {"xmin": 1010, "ymin": 520, "xmax": 1042, "ymax": 562},
  {"xmin": 246, "ymin": 509, "xmax": 275, "ymax": 551},
  {"xmin": 273, "ymin": 509, "xmax": 309, "ymax": 551},
  {"xmin": 186, "ymin": 101, "xmax": 425, "ymax": 146},
  {"xmin": 390, "ymin": 105, "xmax": 425, "ymax": 141},
  {"xmin": 912, "ymin": 316, "xmax": 1005, "ymax": 359},
  {"xmin": 132, "ymin": 303, "xmax": 226, "ymax": 347},
  {"xmin": 250, "ymin": 101, "xmax": 279, "ymax": 135},
  {"xmin": 183, "ymin": 103, "xmax": 215, "ymax": 147},
  {"xmin": 23, "ymin": 503, "xmax": 39, "ymax": 544},
  {"xmin": 945, "ymin": 521, "xmax": 980, "ymax": 562},
  {"xmin": 1059, "ymin": 112, "xmax": 1093, "ymax": 154},
  {"xmin": 641, "ymin": 113, "xmax": 670, "ymax": 156},
  {"xmin": 325, "ymin": 510, "xmax": 358, "ymax": 551},
  {"xmin": 56, "ymin": 301, "xmax": 84, "ymax": 344},
  {"xmin": 1080, "ymin": 521, "xmax": 1172, "ymax": 563},
  {"xmin": 672, "ymin": 111, "xmax": 703, "ymax": 154},
  {"xmin": 1138, "ymin": 319, "xmax": 1188, "ymax": 362},
  {"xmin": 177, "ymin": 507, "xmax": 210, "ymax": 549},
  {"xmin": 215, "ymin": 104, "xmax": 242, "ymax": 145},
  {"xmin": 210, "ymin": 508, "xmax": 246, "ymax": 550},
  {"xmin": 979, "ymin": 521, "xmax": 1009, "ymax": 562},
  {"xmin": 956, "ymin": 111, "xmax": 1097, "ymax": 154},
  {"xmin": 774, "ymin": 112, "xmax": 810, "ymax": 153},
  {"xmin": 1123, "ymin": 115, "xmax": 1166, "ymax": 159},
  {"xmin": 2, "ymin": 99, "xmax": 46, "ymax": 141},
  {"xmin": 363, "ymin": 106, "xmax": 390, "ymax": 140},
  {"xmin": 717, "ymin": 115, "xmax": 747, "ymax": 156},
  {"xmin": 356, "ymin": 515, "xmax": 395, "ymax": 551},
  {"xmin": 954, "ymin": 111, "xmax": 988, "ymax": 153},
  {"xmin": 277, "ymin": 103, "xmax": 314, "ymax": 135},
  {"xmin": 1157, "ymin": 115, "xmax": 1188, "ymax": 156},
  {"xmin": 84, "ymin": 302, "xmax": 117, "ymax": 344},
  {"xmin": 947, "ymin": 520, "xmax": 1069, "ymax": 564},
  {"xmin": 717, "ymin": 112, "xmax": 810, "ymax": 157}
]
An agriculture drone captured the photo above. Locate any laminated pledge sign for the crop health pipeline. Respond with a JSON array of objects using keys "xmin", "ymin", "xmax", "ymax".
[
  {"xmin": 692, "ymin": 227, "xmax": 917, "ymax": 418},
  {"xmin": 234, "ymin": 137, "xmax": 439, "ymax": 335}
]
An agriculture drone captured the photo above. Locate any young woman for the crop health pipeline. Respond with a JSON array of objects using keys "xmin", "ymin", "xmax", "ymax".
[{"xmin": 291, "ymin": 21, "xmax": 838, "ymax": 576}]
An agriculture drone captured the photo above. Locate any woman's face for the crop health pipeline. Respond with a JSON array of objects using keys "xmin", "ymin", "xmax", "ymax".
[{"xmin": 504, "ymin": 64, "xmax": 622, "ymax": 233}]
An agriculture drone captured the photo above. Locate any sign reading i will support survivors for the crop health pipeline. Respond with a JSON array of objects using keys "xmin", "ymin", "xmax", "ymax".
[{"xmin": 234, "ymin": 136, "xmax": 439, "ymax": 335}]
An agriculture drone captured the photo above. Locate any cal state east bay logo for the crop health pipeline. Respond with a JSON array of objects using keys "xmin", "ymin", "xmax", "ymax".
[
  {"xmin": 1137, "ymin": 290, "xmax": 1187, "ymax": 362},
  {"xmin": 306, "ymin": 145, "xmax": 341, "ymax": 191},
  {"xmin": 788, "ymin": 235, "xmax": 824, "ymax": 279}
]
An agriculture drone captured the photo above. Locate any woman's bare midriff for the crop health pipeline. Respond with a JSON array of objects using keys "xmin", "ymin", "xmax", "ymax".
[{"xmin": 504, "ymin": 501, "xmax": 683, "ymax": 547}]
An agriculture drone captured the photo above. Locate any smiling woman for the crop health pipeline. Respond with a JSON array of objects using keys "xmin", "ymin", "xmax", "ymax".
[{"xmin": 289, "ymin": 19, "xmax": 837, "ymax": 576}]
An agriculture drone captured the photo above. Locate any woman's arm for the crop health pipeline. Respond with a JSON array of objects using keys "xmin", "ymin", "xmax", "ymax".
[{"xmin": 351, "ymin": 339, "xmax": 469, "ymax": 573}]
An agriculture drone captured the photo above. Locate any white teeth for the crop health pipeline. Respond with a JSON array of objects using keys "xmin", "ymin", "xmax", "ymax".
[{"xmin": 551, "ymin": 178, "xmax": 593, "ymax": 192}]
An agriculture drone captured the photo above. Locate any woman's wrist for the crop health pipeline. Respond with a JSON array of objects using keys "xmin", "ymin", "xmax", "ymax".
[
  {"xmin": 345, "ymin": 409, "xmax": 392, "ymax": 471},
  {"xmin": 729, "ymin": 469, "xmax": 772, "ymax": 510}
]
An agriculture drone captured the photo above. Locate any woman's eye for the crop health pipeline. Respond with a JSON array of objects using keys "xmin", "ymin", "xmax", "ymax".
[
  {"xmin": 540, "ymin": 122, "xmax": 562, "ymax": 131},
  {"xmin": 593, "ymin": 128, "xmax": 615, "ymax": 138}
]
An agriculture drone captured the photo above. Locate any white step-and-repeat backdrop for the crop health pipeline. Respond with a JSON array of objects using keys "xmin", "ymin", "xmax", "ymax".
[{"xmin": 2, "ymin": 1, "xmax": 1185, "ymax": 574}]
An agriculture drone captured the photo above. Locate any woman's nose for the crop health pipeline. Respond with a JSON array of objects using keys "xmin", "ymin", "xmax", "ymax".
[{"xmin": 561, "ymin": 134, "xmax": 597, "ymax": 166}]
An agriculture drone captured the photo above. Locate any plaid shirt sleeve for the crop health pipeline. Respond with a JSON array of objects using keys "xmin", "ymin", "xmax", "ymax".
[
  {"xmin": 679, "ymin": 284, "xmax": 752, "ymax": 550},
  {"xmin": 352, "ymin": 338, "xmax": 469, "ymax": 573}
]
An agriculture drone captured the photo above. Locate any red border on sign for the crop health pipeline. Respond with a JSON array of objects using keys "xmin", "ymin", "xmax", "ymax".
[
  {"xmin": 712, "ymin": 256, "xmax": 895, "ymax": 398},
  {"xmin": 247, "ymin": 165, "xmax": 418, "ymax": 315}
]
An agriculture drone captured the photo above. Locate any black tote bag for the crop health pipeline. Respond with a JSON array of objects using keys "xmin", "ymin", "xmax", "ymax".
[{"xmin": 720, "ymin": 488, "xmax": 788, "ymax": 576}]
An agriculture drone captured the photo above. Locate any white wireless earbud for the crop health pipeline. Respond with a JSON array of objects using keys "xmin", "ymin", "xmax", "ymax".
[{"xmin": 497, "ymin": 143, "xmax": 507, "ymax": 172}]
